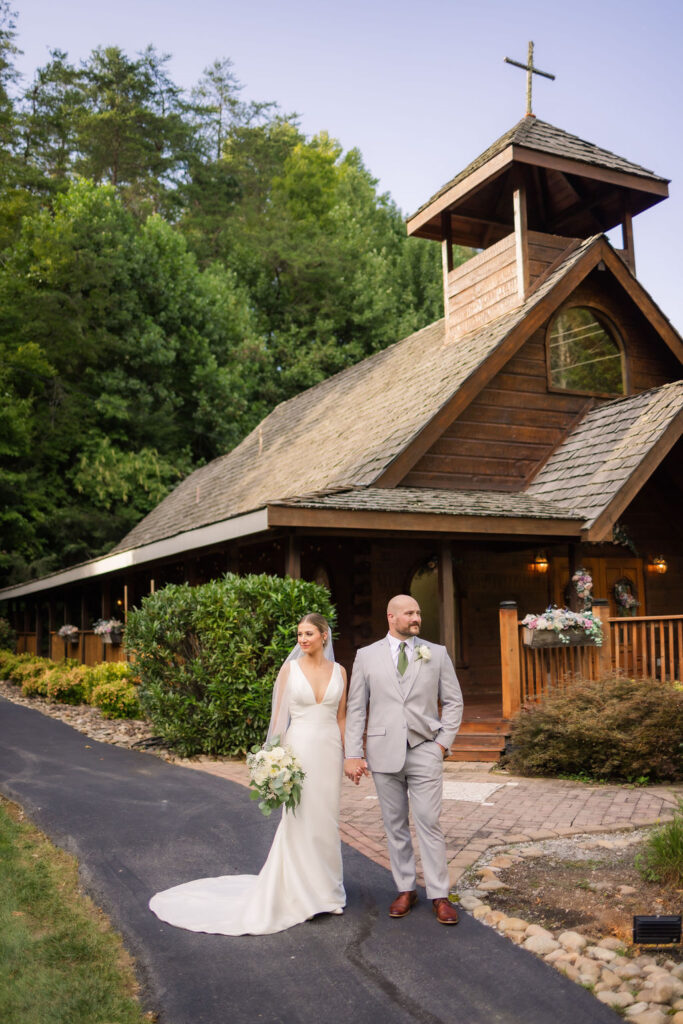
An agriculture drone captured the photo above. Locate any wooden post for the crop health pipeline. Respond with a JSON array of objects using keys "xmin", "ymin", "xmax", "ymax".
[
  {"xmin": 500, "ymin": 601, "xmax": 521, "ymax": 719},
  {"xmin": 513, "ymin": 183, "xmax": 529, "ymax": 300},
  {"xmin": 441, "ymin": 210, "xmax": 453, "ymax": 331},
  {"xmin": 438, "ymin": 541, "xmax": 456, "ymax": 665},
  {"xmin": 79, "ymin": 593, "xmax": 87, "ymax": 664},
  {"xmin": 35, "ymin": 604, "xmax": 42, "ymax": 659},
  {"xmin": 286, "ymin": 535, "xmax": 301, "ymax": 579},
  {"xmin": 592, "ymin": 599, "xmax": 612, "ymax": 677},
  {"xmin": 621, "ymin": 210, "xmax": 636, "ymax": 275}
]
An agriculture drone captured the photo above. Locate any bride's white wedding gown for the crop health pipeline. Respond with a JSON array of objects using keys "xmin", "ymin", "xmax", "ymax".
[{"xmin": 149, "ymin": 660, "xmax": 346, "ymax": 935}]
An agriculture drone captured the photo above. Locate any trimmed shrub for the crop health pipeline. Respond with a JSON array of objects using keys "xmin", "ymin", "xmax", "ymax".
[
  {"xmin": 0, "ymin": 649, "xmax": 24, "ymax": 680},
  {"xmin": 45, "ymin": 663, "xmax": 90, "ymax": 704},
  {"xmin": 8, "ymin": 656, "xmax": 51, "ymax": 697},
  {"xmin": 124, "ymin": 573, "xmax": 336, "ymax": 756},
  {"xmin": 503, "ymin": 675, "xmax": 683, "ymax": 783},
  {"xmin": 90, "ymin": 679, "xmax": 142, "ymax": 719}
]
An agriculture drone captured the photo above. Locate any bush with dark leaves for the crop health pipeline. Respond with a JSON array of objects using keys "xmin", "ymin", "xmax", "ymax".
[
  {"xmin": 124, "ymin": 573, "xmax": 336, "ymax": 756},
  {"xmin": 504, "ymin": 675, "xmax": 683, "ymax": 782}
]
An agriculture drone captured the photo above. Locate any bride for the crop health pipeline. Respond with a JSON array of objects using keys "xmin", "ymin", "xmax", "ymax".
[{"xmin": 148, "ymin": 613, "xmax": 348, "ymax": 934}]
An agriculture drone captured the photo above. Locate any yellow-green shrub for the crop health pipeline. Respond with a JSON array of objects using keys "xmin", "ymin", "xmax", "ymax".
[
  {"xmin": 45, "ymin": 663, "xmax": 90, "ymax": 704},
  {"xmin": 90, "ymin": 679, "xmax": 141, "ymax": 719}
]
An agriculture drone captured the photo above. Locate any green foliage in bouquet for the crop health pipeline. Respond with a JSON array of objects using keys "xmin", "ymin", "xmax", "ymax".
[
  {"xmin": 504, "ymin": 675, "xmax": 683, "ymax": 783},
  {"xmin": 124, "ymin": 573, "xmax": 336, "ymax": 756},
  {"xmin": 247, "ymin": 735, "xmax": 305, "ymax": 817}
]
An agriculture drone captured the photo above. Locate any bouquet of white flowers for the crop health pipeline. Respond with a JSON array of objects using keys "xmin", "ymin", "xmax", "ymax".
[{"xmin": 247, "ymin": 736, "xmax": 305, "ymax": 817}]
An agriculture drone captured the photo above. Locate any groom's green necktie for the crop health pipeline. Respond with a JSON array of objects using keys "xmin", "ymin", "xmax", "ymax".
[{"xmin": 397, "ymin": 641, "xmax": 409, "ymax": 676}]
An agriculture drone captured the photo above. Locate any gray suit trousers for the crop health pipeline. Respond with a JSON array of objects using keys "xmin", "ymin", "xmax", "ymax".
[{"xmin": 372, "ymin": 739, "xmax": 448, "ymax": 899}]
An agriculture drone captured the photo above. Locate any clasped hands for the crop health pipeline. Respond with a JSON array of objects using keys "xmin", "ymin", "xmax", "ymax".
[{"xmin": 344, "ymin": 758, "xmax": 369, "ymax": 785}]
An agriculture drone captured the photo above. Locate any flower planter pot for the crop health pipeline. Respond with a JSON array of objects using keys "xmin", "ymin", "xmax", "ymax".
[
  {"xmin": 108, "ymin": 630, "xmax": 122, "ymax": 646},
  {"xmin": 523, "ymin": 627, "xmax": 596, "ymax": 649}
]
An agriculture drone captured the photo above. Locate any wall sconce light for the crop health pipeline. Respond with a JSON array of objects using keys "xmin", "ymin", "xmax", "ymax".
[
  {"xmin": 116, "ymin": 598, "xmax": 124, "ymax": 606},
  {"xmin": 530, "ymin": 553, "xmax": 549, "ymax": 574},
  {"xmin": 648, "ymin": 557, "xmax": 668, "ymax": 575}
]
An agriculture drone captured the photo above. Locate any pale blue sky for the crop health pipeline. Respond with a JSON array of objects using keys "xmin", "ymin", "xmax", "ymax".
[{"xmin": 15, "ymin": 0, "xmax": 683, "ymax": 332}]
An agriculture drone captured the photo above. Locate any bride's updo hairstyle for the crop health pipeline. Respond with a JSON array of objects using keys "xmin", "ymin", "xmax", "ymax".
[{"xmin": 298, "ymin": 613, "xmax": 330, "ymax": 645}]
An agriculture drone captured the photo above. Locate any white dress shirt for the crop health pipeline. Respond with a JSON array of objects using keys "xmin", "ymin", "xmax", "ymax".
[{"xmin": 387, "ymin": 632, "xmax": 416, "ymax": 670}]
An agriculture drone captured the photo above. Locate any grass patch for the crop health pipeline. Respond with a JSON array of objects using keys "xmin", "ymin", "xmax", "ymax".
[
  {"xmin": 0, "ymin": 796, "xmax": 152, "ymax": 1024},
  {"xmin": 636, "ymin": 800, "xmax": 683, "ymax": 887}
]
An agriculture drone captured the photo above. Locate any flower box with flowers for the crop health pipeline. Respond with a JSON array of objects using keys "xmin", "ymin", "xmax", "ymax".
[
  {"xmin": 58, "ymin": 624, "xmax": 80, "ymax": 643},
  {"xmin": 93, "ymin": 618, "xmax": 124, "ymax": 645},
  {"xmin": 521, "ymin": 607, "xmax": 603, "ymax": 648}
]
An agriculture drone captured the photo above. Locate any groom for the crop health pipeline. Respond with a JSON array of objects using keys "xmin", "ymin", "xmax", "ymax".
[{"xmin": 344, "ymin": 595, "xmax": 463, "ymax": 925}]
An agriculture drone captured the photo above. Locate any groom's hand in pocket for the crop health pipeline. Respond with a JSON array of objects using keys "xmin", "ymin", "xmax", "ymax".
[{"xmin": 344, "ymin": 758, "xmax": 368, "ymax": 784}]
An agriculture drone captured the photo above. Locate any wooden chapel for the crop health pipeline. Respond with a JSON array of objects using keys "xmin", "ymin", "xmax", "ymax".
[{"xmin": 3, "ymin": 78, "xmax": 682, "ymax": 759}]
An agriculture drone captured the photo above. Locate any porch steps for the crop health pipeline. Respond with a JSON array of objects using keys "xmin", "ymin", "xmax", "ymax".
[{"xmin": 447, "ymin": 718, "xmax": 510, "ymax": 763}]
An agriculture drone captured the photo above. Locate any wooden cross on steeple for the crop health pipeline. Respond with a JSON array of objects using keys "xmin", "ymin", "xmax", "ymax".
[{"xmin": 504, "ymin": 41, "xmax": 555, "ymax": 116}]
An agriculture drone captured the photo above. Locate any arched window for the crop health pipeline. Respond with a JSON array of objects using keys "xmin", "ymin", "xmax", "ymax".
[
  {"xmin": 547, "ymin": 307, "xmax": 625, "ymax": 396},
  {"xmin": 409, "ymin": 558, "xmax": 461, "ymax": 662}
]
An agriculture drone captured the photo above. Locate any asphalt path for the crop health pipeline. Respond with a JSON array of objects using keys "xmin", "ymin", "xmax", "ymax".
[{"xmin": 0, "ymin": 697, "xmax": 618, "ymax": 1024}]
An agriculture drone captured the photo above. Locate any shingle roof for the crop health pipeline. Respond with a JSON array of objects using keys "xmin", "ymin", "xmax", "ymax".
[
  {"xmin": 112, "ymin": 237, "xmax": 600, "ymax": 553},
  {"xmin": 275, "ymin": 487, "xmax": 583, "ymax": 521},
  {"xmin": 527, "ymin": 381, "xmax": 683, "ymax": 529},
  {"xmin": 410, "ymin": 117, "xmax": 668, "ymax": 222}
]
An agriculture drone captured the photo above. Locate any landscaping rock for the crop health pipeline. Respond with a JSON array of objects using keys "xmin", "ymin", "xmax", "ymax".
[
  {"xmin": 598, "ymin": 936, "xmax": 626, "ymax": 951},
  {"xmin": 488, "ymin": 855, "xmax": 515, "ymax": 868},
  {"xmin": 596, "ymin": 990, "xmax": 634, "ymax": 1008},
  {"xmin": 522, "ymin": 934, "xmax": 560, "ymax": 956},
  {"xmin": 476, "ymin": 878, "xmax": 508, "ymax": 892},
  {"xmin": 558, "ymin": 930, "xmax": 587, "ymax": 951},
  {"xmin": 647, "ymin": 977, "xmax": 674, "ymax": 1004},
  {"xmin": 625, "ymin": 1003, "xmax": 651, "ymax": 1017},
  {"xmin": 585, "ymin": 945, "xmax": 617, "ymax": 962},
  {"xmin": 500, "ymin": 916, "xmax": 529, "ymax": 932},
  {"xmin": 525, "ymin": 923, "xmax": 555, "ymax": 939},
  {"xmin": 613, "ymin": 962, "xmax": 646, "ymax": 980},
  {"xmin": 624, "ymin": 1011, "xmax": 668, "ymax": 1024}
]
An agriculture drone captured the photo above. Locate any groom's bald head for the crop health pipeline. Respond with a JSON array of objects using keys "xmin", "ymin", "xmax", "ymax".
[{"xmin": 387, "ymin": 594, "xmax": 421, "ymax": 639}]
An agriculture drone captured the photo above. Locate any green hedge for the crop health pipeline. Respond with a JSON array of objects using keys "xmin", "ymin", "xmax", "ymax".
[
  {"xmin": 503, "ymin": 675, "xmax": 683, "ymax": 783},
  {"xmin": 124, "ymin": 573, "xmax": 336, "ymax": 756},
  {"xmin": 0, "ymin": 649, "xmax": 141, "ymax": 718}
]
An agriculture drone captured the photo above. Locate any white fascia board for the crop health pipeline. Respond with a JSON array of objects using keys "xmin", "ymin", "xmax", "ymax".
[{"xmin": 0, "ymin": 509, "xmax": 269, "ymax": 600}]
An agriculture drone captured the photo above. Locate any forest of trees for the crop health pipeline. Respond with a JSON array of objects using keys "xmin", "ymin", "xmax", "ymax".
[{"xmin": 0, "ymin": 3, "xmax": 469, "ymax": 587}]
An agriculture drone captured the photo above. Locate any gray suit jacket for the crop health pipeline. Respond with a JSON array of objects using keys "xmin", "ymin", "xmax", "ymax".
[{"xmin": 345, "ymin": 637, "xmax": 464, "ymax": 774}]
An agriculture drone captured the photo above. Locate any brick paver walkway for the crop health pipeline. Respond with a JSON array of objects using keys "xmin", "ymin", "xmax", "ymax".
[{"xmin": 183, "ymin": 757, "xmax": 683, "ymax": 886}]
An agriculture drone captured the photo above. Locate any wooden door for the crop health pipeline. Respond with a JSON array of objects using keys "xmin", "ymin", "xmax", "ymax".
[{"xmin": 553, "ymin": 557, "xmax": 646, "ymax": 616}]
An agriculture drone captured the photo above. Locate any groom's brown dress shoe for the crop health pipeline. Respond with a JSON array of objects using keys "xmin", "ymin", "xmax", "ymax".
[
  {"xmin": 432, "ymin": 898, "xmax": 459, "ymax": 925},
  {"xmin": 389, "ymin": 890, "xmax": 418, "ymax": 917}
]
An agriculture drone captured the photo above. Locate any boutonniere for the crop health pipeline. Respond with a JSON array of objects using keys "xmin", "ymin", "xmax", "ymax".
[{"xmin": 415, "ymin": 645, "xmax": 431, "ymax": 662}]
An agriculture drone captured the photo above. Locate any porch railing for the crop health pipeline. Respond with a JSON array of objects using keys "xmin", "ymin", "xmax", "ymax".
[
  {"xmin": 500, "ymin": 603, "xmax": 681, "ymax": 718},
  {"xmin": 610, "ymin": 614, "xmax": 683, "ymax": 683}
]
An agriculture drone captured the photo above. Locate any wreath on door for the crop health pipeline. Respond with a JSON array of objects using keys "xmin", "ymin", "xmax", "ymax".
[{"xmin": 613, "ymin": 577, "xmax": 639, "ymax": 617}]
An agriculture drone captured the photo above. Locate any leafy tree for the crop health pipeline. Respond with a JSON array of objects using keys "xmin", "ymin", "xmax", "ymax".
[
  {"xmin": 75, "ymin": 45, "xmax": 193, "ymax": 215},
  {"xmin": 0, "ymin": 180, "xmax": 263, "ymax": 582}
]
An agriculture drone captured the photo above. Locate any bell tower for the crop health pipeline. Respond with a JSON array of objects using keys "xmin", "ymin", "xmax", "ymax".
[{"xmin": 407, "ymin": 84, "xmax": 669, "ymax": 343}]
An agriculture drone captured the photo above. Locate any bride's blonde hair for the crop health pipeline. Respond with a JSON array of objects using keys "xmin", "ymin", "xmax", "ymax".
[{"xmin": 298, "ymin": 613, "xmax": 330, "ymax": 643}]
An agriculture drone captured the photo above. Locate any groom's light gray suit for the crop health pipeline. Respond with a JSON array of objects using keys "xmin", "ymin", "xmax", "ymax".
[{"xmin": 345, "ymin": 637, "xmax": 463, "ymax": 898}]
